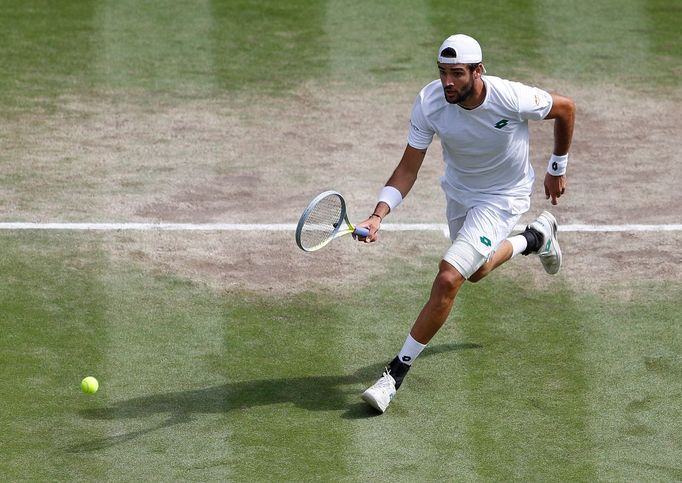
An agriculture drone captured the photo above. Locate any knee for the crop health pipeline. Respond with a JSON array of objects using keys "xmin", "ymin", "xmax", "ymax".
[{"xmin": 434, "ymin": 261, "xmax": 466, "ymax": 297}]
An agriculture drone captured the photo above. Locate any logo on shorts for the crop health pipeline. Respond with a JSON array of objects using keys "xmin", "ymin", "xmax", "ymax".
[
  {"xmin": 494, "ymin": 119, "xmax": 509, "ymax": 129},
  {"xmin": 480, "ymin": 236, "xmax": 492, "ymax": 247}
]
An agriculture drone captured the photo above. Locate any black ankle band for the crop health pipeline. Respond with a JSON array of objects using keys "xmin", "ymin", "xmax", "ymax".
[
  {"xmin": 388, "ymin": 356, "xmax": 411, "ymax": 389},
  {"xmin": 521, "ymin": 227, "xmax": 542, "ymax": 255}
]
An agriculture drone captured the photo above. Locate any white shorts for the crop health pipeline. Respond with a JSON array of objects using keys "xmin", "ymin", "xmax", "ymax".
[{"xmin": 443, "ymin": 199, "xmax": 522, "ymax": 279}]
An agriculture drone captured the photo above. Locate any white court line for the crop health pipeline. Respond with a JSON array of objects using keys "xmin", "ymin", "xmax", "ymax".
[
  {"xmin": 0, "ymin": 223, "xmax": 298, "ymax": 231},
  {"xmin": 1, "ymin": 222, "xmax": 681, "ymax": 234}
]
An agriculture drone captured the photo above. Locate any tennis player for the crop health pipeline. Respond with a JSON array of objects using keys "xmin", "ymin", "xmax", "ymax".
[{"xmin": 357, "ymin": 34, "xmax": 576, "ymax": 413}]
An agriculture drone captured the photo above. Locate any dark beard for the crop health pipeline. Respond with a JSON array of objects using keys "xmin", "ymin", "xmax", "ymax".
[{"xmin": 444, "ymin": 78, "xmax": 475, "ymax": 105}]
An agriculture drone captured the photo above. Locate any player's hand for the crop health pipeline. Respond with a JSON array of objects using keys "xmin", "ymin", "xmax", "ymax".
[
  {"xmin": 354, "ymin": 216, "xmax": 381, "ymax": 243},
  {"xmin": 544, "ymin": 173, "xmax": 567, "ymax": 205}
]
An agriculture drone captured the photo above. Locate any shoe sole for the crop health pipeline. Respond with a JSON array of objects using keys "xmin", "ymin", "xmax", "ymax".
[
  {"xmin": 361, "ymin": 391, "xmax": 387, "ymax": 413},
  {"xmin": 538, "ymin": 211, "xmax": 562, "ymax": 275}
]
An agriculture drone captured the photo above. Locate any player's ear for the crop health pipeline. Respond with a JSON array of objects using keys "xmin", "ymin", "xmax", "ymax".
[{"xmin": 475, "ymin": 63, "xmax": 484, "ymax": 78}]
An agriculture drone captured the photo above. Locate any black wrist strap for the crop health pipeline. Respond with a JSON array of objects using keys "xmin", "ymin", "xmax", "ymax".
[{"xmin": 370, "ymin": 213, "xmax": 383, "ymax": 222}]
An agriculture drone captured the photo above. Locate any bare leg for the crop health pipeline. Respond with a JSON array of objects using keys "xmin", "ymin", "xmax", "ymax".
[
  {"xmin": 411, "ymin": 239, "xmax": 516, "ymax": 345},
  {"xmin": 412, "ymin": 239, "xmax": 516, "ymax": 342},
  {"xmin": 468, "ymin": 239, "xmax": 514, "ymax": 283},
  {"xmin": 361, "ymin": 238, "xmax": 521, "ymax": 412},
  {"xmin": 409, "ymin": 260, "xmax": 466, "ymax": 344}
]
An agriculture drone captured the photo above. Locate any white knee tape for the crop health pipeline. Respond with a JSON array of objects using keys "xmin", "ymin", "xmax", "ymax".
[{"xmin": 443, "ymin": 239, "xmax": 487, "ymax": 279}]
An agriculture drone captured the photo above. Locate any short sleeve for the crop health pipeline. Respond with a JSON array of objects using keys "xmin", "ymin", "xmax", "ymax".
[
  {"xmin": 513, "ymin": 83, "xmax": 553, "ymax": 120},
  {"xmin": 407, "ymin": 95, "xmax": 435, "ymax": 149}
]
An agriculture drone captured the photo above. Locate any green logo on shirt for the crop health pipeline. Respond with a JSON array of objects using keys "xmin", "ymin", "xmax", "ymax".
[
  {"xmin": 494, "ymin": 119, "xmax": 509, "ymax": 129},
  {"xmin": 480, "ymin": 236, "xmax": 492, "ymax": 247}
]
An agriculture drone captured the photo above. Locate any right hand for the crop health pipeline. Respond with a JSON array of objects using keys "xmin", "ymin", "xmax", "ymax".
[{"xmin": 355, "ymin": 215, "xmax": 382, "ymax": 243}]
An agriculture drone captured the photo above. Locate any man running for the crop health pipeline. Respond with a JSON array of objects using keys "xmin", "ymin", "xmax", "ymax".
[{"xmin": 357, "ymin": 34, "xmax": 576, "ymax": 413}]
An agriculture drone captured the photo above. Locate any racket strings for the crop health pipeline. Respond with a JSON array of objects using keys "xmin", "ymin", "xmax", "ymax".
[{"xmin": 300, "ymin": 195, "xmax": 343, "ymax": 250}]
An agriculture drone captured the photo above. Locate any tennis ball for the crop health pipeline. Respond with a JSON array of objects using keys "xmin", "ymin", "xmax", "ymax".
[{"xmin": 81, "ymin": 376, "xmax": 99, "ymax": 394}]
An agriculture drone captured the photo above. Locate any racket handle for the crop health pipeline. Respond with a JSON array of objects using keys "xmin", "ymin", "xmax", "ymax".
[{"xmin": 353, "ymin": 226, "xmax": 370, "ymax": 237}]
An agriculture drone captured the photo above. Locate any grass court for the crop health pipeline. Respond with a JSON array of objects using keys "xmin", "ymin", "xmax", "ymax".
[{"xmin": 1, "ymin": 0, "xmax": 681, "ymax": 480}]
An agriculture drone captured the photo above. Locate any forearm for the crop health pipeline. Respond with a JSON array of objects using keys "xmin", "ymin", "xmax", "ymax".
[
  {"xmin": 372, "ymin": 170, "xmax": 417, "ymax": 219},
  {"xmin": 553, "ymin": 112, "xmax": 575, "ymax": 156},
  {"xmin": 548, "ymin": 94, "xmax": 576, "ymax": 156},
  {"xmin": 544, "ymin": 94, "xmax": 574, "ymax": 204},
  {"xmin": 373, "ymin": 144, "xmax": 426, "ymax": 218}
]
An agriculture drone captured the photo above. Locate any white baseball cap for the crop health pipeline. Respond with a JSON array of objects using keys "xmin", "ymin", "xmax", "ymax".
[{"xmin": 437, "ymin": 34, "xmax": 483, "ymax": 64}]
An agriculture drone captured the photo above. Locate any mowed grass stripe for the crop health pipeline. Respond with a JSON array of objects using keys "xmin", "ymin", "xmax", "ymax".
[
  {"xmin": 579, "ymin": 284, "xmax": 682, "ymax": 481},
  {"xmin": 221, "ymin": 296, "xmax": 358, "ymax": 480},
  {"xmin": 323, "ymin": 0, "xmax": 434, "ymax": 87},
  {"xmin": 333, "ymin": 257, "xmax": 477, "ymax": 480},
  {"xmin": 0, "ymin": 233, "xmax": 111, "ymax": 480},
  {"xmin": 89, "ymin": 251, "xmax": 255, "ymax": 479},
  {"xmin": 534, "ymin": 0, "xmax": 674, "ymax": 86},
  {"xmin": 425, "ymin": 0, "xmax": 544, "ymax": 83},
  {"xmin": 0, "ymin": 232, "xmax": 240, "ymax": 480},
  {"xmin": 94, "ymin": 0, "xmax": 217, "ymax": 93},
  {"xmin": 93, "ymin": 266, "xmax": 233, "ymax": 479},
  {"xmin": 220, "ymin": 295, "xmax": 438, "ymax": 481},
  {"xmin": 456, "ymin": 277, "xmax": 597, "ymax": 479}
]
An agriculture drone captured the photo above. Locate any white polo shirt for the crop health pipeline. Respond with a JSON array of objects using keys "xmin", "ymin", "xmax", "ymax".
[{"xmin": 408, "ymin": 75, "xmax": 553, "ymax": 217}]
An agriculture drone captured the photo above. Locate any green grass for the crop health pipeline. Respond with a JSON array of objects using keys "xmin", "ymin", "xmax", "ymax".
[
  {"xmin": 0, "ymin": 0, "xmax": 678, "ymax": 107},
  {"xmin": 2, "ymin": 232, "xmax": 681, "ymax": 480},
  {"xmin": 1, "ymin": 0, "xmax": 680, "ymax": 480}
]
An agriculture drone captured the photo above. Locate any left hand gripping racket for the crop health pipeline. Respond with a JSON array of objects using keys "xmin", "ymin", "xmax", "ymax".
[{"xmin": 295, "ymin": 190, "xmax": 370, "ymax": 252}]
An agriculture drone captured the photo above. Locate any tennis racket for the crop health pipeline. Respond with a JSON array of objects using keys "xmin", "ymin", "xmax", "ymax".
[{"xmin": 295, "ymin": 190, "xmax": 370, "ymax": 252}]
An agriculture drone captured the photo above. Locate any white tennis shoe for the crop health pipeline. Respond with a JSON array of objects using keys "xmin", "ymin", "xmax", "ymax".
[
  {"xmin": 528, "ymin": 211, "xmax": 562, "ymax": 275},
  {"xmin": 361, "ymin": 370, "xmax": 397, "ymax": 413}
]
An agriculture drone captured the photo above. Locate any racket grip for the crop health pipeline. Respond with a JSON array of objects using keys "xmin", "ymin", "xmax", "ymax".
[{"xmin": 353, "ymin": 226, "xmax": 370, "ymax": 237}]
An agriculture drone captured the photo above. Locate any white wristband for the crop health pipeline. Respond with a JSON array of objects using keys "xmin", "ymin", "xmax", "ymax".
[
  {"xmin": 377, "ymin": 186, "xmax": 403, "ymax": 211},
  {"xmin": 547, "ymin": 153, "xmax": 568, "ymax": 176}
]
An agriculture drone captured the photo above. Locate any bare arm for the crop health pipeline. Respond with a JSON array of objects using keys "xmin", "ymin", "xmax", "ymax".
[
  {"xmin": 357, "ymin": 144, "xmax": 427, "ymax": 241},
  {"xmin": 543, "ymin": 93, "xmax": 576, "ymax": 205},
  {"xmin": 546, "ymin": 93, "xmax": 576, "ymax": 155},
  {"xmin": 375, "ymin": 144, "xmax": 426, "ymax": 216}
]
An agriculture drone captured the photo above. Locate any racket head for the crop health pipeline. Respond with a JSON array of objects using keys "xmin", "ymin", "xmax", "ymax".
[{"xmin": 296, "ymin": 191, "xmax": 348, "ymax": 252}]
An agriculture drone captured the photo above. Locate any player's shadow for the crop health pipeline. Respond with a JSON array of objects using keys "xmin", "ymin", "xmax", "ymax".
[{"xmin": 67, "ymin": 342, "xmax": 481, "ymax": 452}]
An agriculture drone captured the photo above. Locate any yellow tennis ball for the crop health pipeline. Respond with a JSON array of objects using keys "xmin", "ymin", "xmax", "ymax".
[{"xmin": 81, "ymin": 376, "xmax": 99, "ymax": 394}]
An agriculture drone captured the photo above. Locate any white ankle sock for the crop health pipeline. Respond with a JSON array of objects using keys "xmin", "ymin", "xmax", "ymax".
[
  {"xmin": 398, "ymin": 334, "xmax": 427, "ymax": 366},
  {"xmin": 508, "ymin": 234, "xmax": 528, "ymax": 258}
]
